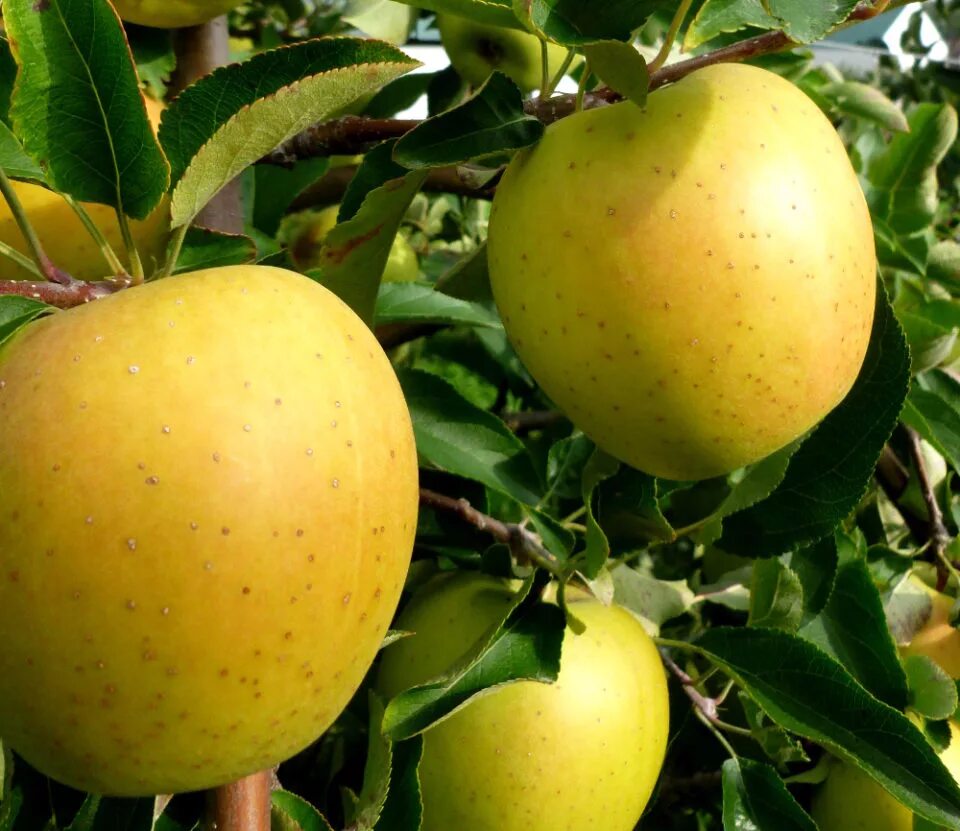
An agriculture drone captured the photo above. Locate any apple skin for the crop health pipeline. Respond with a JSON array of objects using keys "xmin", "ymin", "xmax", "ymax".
[
  {"xmin": 111, "ymin": 0, "xmax": 242, "ymax": 28},
  {"xmin": 901, "ymin": 581, "xmax": 960, "ymax": 678},
  {"xmin": 0, "ymin": 265, "xmax": 419, "ymax": 795},
  {"xmin": 376, "ymin": 572, "xmax": 670, "ymax": 831},
  {"xmin": 436, "ymin": 13, "xmax": 570, "ymax": 93},
  {"xmin": 487, "ymin": 63, "xmax": 876, "ymax": 481},
  {"xmin": 289, "ymin": 205, "xmax": 420, "ymax": 283},
  {"xmin": 0, "ymin": 97, "xmax": 168, "ymax": 280},
  {"xmin": 812, "ymin": 722, "xmax": 960, "ymax": 830}
]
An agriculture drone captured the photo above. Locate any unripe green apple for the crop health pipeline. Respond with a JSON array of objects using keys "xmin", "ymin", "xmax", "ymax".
[
  {"xmin": 488, "ymin": 63, "xmax": 876, "ymax": 481},
  {"xmin": 377, "ymin": 572, "xmax": 670, "ymax": 831},
  {"xmin": 0, "ymin": 265, "xmax": 418, "ymax": 795},
  {"xmin": 0, "ymin": 97, "xmax": 168, "ymax": 281},
  {"xmin": 901, "ymin": 580, "xmax": 960, "ymax": 678},
  {"xmin": 111, "ymin": 0, "xmax": 242, "ymax": 28},
  {"xmin": 436, "ymin": 13, "xmax": 570, "ymax": 92},
  {"xmin": 288, "ymin": 205, "xmax": 420, "ymax": 283},
  {"xmin": 812, "ymin": 721, "xmax": 960, "ymax": 830}
]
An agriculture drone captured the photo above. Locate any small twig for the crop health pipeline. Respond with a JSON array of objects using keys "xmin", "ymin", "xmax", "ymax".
[
  {"xmin": 0, "ymin": 277, "xmax": 131, "ymax": 308},
  {"xmin": 660, "ymin": 651, "xmax": 751, "ymax": 738},
  {"xmin": 875, "ymin": 443, "xmax": 931, "ymax": 544},
  {"xmin": 501, "ymin": 410, "xmax": 565, "ymax": 433},
  {"xmin": 419, "ymin": 487, "xmax": 564, "ymax": 576},
  {"xmin": 906, "ymin": 427, "xmax": 956, "ymax": 573}
]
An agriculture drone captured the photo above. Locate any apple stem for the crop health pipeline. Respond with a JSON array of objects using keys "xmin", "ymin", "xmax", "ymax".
[
  {"xmin": 205, "ymin": 771, "xmax": 273, "ymax": 831},
  {"xmin": 0, "ymin": 168, "xmax": 74, "ymax": 285},
  {"xmin": 539, "ymin": 39, "xmax": 551, "ymax": 98},
  {"xmin": 116, "ymin": 209, "xmax": 146, "ymax": 284},
  {"xmin": 161, "ymin": 224, "xmax": 190, "ymax": 279},
  {"xmin": 647, "ymin": 0, "xmax": 694, "ymax": 74}
]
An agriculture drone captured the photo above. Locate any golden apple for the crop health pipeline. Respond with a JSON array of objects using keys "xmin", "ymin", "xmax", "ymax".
[
  {"xmin": 812, "ymin": 721, "xmax": 960, "ymax": 830},
  {"xmin": 288, "ymin": 205, "xmax": 420, "ymax": 283},
  {"xmin": 487, "ymin": 63, "xmax": 876, "ymax": 480},
  {"xmin": 111, "ymin": 0, "xmax": 242, "ymax": 28},
  {"xmin": 0, "ymin": 96, "xmax": 168, "ymax": 281},
  {"xmin": 0, "ymin": 265, "xmax": 418, "ymax": 795},
  {"xmin": 901, "ymin": 581, "xmax": 960, "ymax": 678},
  {"xmin": 376, "ymin": 572, "xmax": 670, "ymax": 831},
  {"xmin": 437, "ymin": 13, "xmax": 571, "ymax": 93}
]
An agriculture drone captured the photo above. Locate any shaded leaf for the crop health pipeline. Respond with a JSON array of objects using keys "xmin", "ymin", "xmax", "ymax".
[
  {"xmin": 582, "ymin": 41, "xmax": 648, "ymax": 107},
  {"xmin": 271, "ymin": 791, "xmax": 335, "ymax": 831},
  {"xmin": 5, "ymin": 0, "xmax": 169, "ymax": 218},
  {"xmin": 821, "ymin": 81, "xmax": 909, "ymax": 133},
  {"xmin": 173, "ymin": 227, "xmax": 256, "ymax": 275},
  {"xmin": 749, "ymin": 559, "xmax": 803, "ymax": 631},
  {"xmin": 375, "ymin": 283, "xmax": 500, "ymax": 328},
  {"xmin": 905, "ymin": 655, "xmax": 960, "ymax": 721},
  {"xmin": 761, "ymin": 0, "xmax": 859, "ymax": 43},
  {"xmin": 684, "ymin": 0, "xmax": 778, "ymax": 50},
  {"xmin": 394, "ymin": 73, "xmax": 543, "ymax": 169},
  {"xmin": 721, "ymin": 757, "xmax": 817, "ymax": 831},
  {"xmin": 0, "ymin": 297, "xmax": 52, "ymax": 348}
]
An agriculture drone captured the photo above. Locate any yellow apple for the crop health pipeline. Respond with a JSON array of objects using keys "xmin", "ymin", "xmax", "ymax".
[
  {"xmin": 901, "ymin": 580, "xmax": 960, "ymax": 678},
  {"xmin": 111, "ymin": 0, "xmax": 242, "ymax": 28},
  {"xmin": 0, "ymin": 265, "xmax": 419, "ymax": 795},
  {"xmin": 436, "ymin": 13, "xmax": 571, "ymax": 93},
  {"xmin": 0, "ymin": 96, "xmax": 169, "ymax": 281},
  {"xmin": 487, "ymin": 63, "xmax": 876, "ymax": 481},
  {"xmin": 376, "ymin": 572, "xmax": 670, "ymax": 831},
  {"xmin": 288, "ymin": 205, "xmax": 420, "ymax": 283},
  {"xmin": 812, "ymin": 721, "xmax": 960, "ymax": 830}
]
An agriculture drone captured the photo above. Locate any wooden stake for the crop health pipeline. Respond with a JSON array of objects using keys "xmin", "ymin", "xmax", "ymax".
[{"xmin": 171, "ymin": 16, "xmax": 270, "ymax": 831}]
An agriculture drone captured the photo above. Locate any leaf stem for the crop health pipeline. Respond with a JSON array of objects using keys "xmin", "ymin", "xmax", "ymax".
[
  {"xmin": 0, "ymin": 242, "xmax": 44, "ymax": 279},
  {"xmin": 542, "ymin": 48, "xmax": 578, "ymax": 99},
  {"xmin": 116, "ymin": 210, "xmax": 144, "ymax": 284},
  {"xmin": 539, "ymin": 39, "xmax": 551, "ymax": 98},
  {"xmin": 648, "ymin": 0, "xmax": 695, "ymax": 74},
  {"xmin": 63, "ymin": 195, "xmax": 128, "ymax": 278},
  {"xmin": 575, "ymin": 62, "xmax": 590, "ymax": 113},
  {"xmin": 0, "ymin": 169, "xmax": 70, "ymax": 284},
  {"xmin": 161, "ymin": 224, "xmax": 189, "ymax": 280}
]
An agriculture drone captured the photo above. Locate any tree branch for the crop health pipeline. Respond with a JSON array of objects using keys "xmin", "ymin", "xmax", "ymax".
[
  {"xmin": 0, "ymin": 277, "xmax": 130, "ymax": 308},
  {"xmin": 660, "ymin": 651, "xmax": 751, "ymax": 737},
  {"xmin": 419, "ymin": 487, "xmax": 563, "ymax": 575},
  {"xmin": 906, "ymin": 428, "xmax": 951, "ymax": 561}
]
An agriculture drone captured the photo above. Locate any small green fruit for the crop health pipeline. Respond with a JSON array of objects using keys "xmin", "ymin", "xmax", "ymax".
[
  {"xmin": 377, "ymin": 572, "xmax": 670, "ymax": 831},
  {"xmin": 437, "ymin": 13, "xmax": 570, "ymax": 92}
]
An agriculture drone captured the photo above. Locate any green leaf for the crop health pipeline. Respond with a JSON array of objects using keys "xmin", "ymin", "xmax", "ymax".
[
  {"xmin": 252, "ymin": 157, "xmax": 330, "ymax": 236},
  {"xmin": 513, "ymin": 0, "xmax": 668, "ymax": 45},
  {"xmin": 545, "ymin": 433, "xmax": 592, "ymax": 501},
  {"xmin": 353, "ymin": 694, "xmax": 392, "ymax": 830},
  {"xmin": 520, "ymin": 504, "xmax": 576, "ymax": 560},
  {"xmin": 0, "ymin": 122, "xmax": 45, "ymax": 183},
  {"xmin": 399, "ymin": 368, "xmax": 543, "ymax": 505},
  {"xmin": 905, "ymin": 655, "xmax": 960, "ymax": 721},
  {"xmin": 597, "ymin": 466, "xmax": 674, "ymax": 546},
  {"xmin": 749, "ymin": 559, "xmax": 804, "ymax": 631},
  {"xmin": 375, "ymin": 283, "xmax": 501, "ymax": 328},
  {"xmin": 389, "ymin": 0, "xmax": 521, "ymax": 29},
  {"xmin": 820, "ymin": 82, "xmax": 909, "ymax": 133},
  {"xmin": 929, "ymin": 241, "xmax": 960, "ymax": 289},
  {"xmin": 902, "ymin": 384, "xmax": 960, "ymax": 473},
  {"xmin": 798, "ymin": 558, "xmax": 909, "ymax": 710},
  {"xmin": 394, "ymin": 73, "xmax": 543, "ymax": 169},
  {"xmin": 684, "ymin": 0, "xmax": 779, "ymax": 50},
  {"xmin": 270, "ymin": 791, "xmax": 335, "ymax": 831},
  {"xmin": 761, "ymin": 0, "xmax": 859, "ymax": 43},
  {"xmin": 159, "ymin": 38, "xmax": 419, "ymax": 228},
  {"xmin": 866, "ymin": 104, "xmax": 959, "ymax": 235},
  {"xmin": 699, "ymin": 442, "xmax": 799, "ymax": 545},
  {"xmin": 696, "ymin": 627, "xmax": 960, "ymax": 828},
  {"xmin": 578, "ymin": 446, "xmax": 620, "ymax": 578},
  {"xmin": 740, "ymin": 693, "xmax": 810, "ymax": 765},
  {"xmin": 718, "ymin": 284, "xmax": 910, "ymax": 557},
  {"xmin": 173, "ymin": 227, "xmax": 256, "ymax": 275},
  {"xmin": 64, "ymin": 795, "xmax": 153, "ymax": 831},
  {"xmin": 611, "ymin": 562, "xmax": 694, "ymax": 634},
  {"xmin": 581, "ymin": 42, "xmax": 648, "ymax": 107},
  {"xmin": 374, "ymin": 736, "xmax": 423, "ymax": 831},
  {"xmin": 4, "ymin": 0, "xmax": 169, "ymax": 218},
  {"xmin": 307, "ymin": 141, "xmax": 427, "ymax": 325},
  {"xmin": 0, "ymin": 297, "xmax": 52, "ymax": 349},
  {"xmin": 786, "ymin": 535, "xmax": 838, "ymax": 621},
  {"xmin": 382, "ymin": 571, "xmax": 564, "ymax": 739},
  {"xmin": 721, "ymin": 757, "xmax": 817, "ymax": 831}
]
